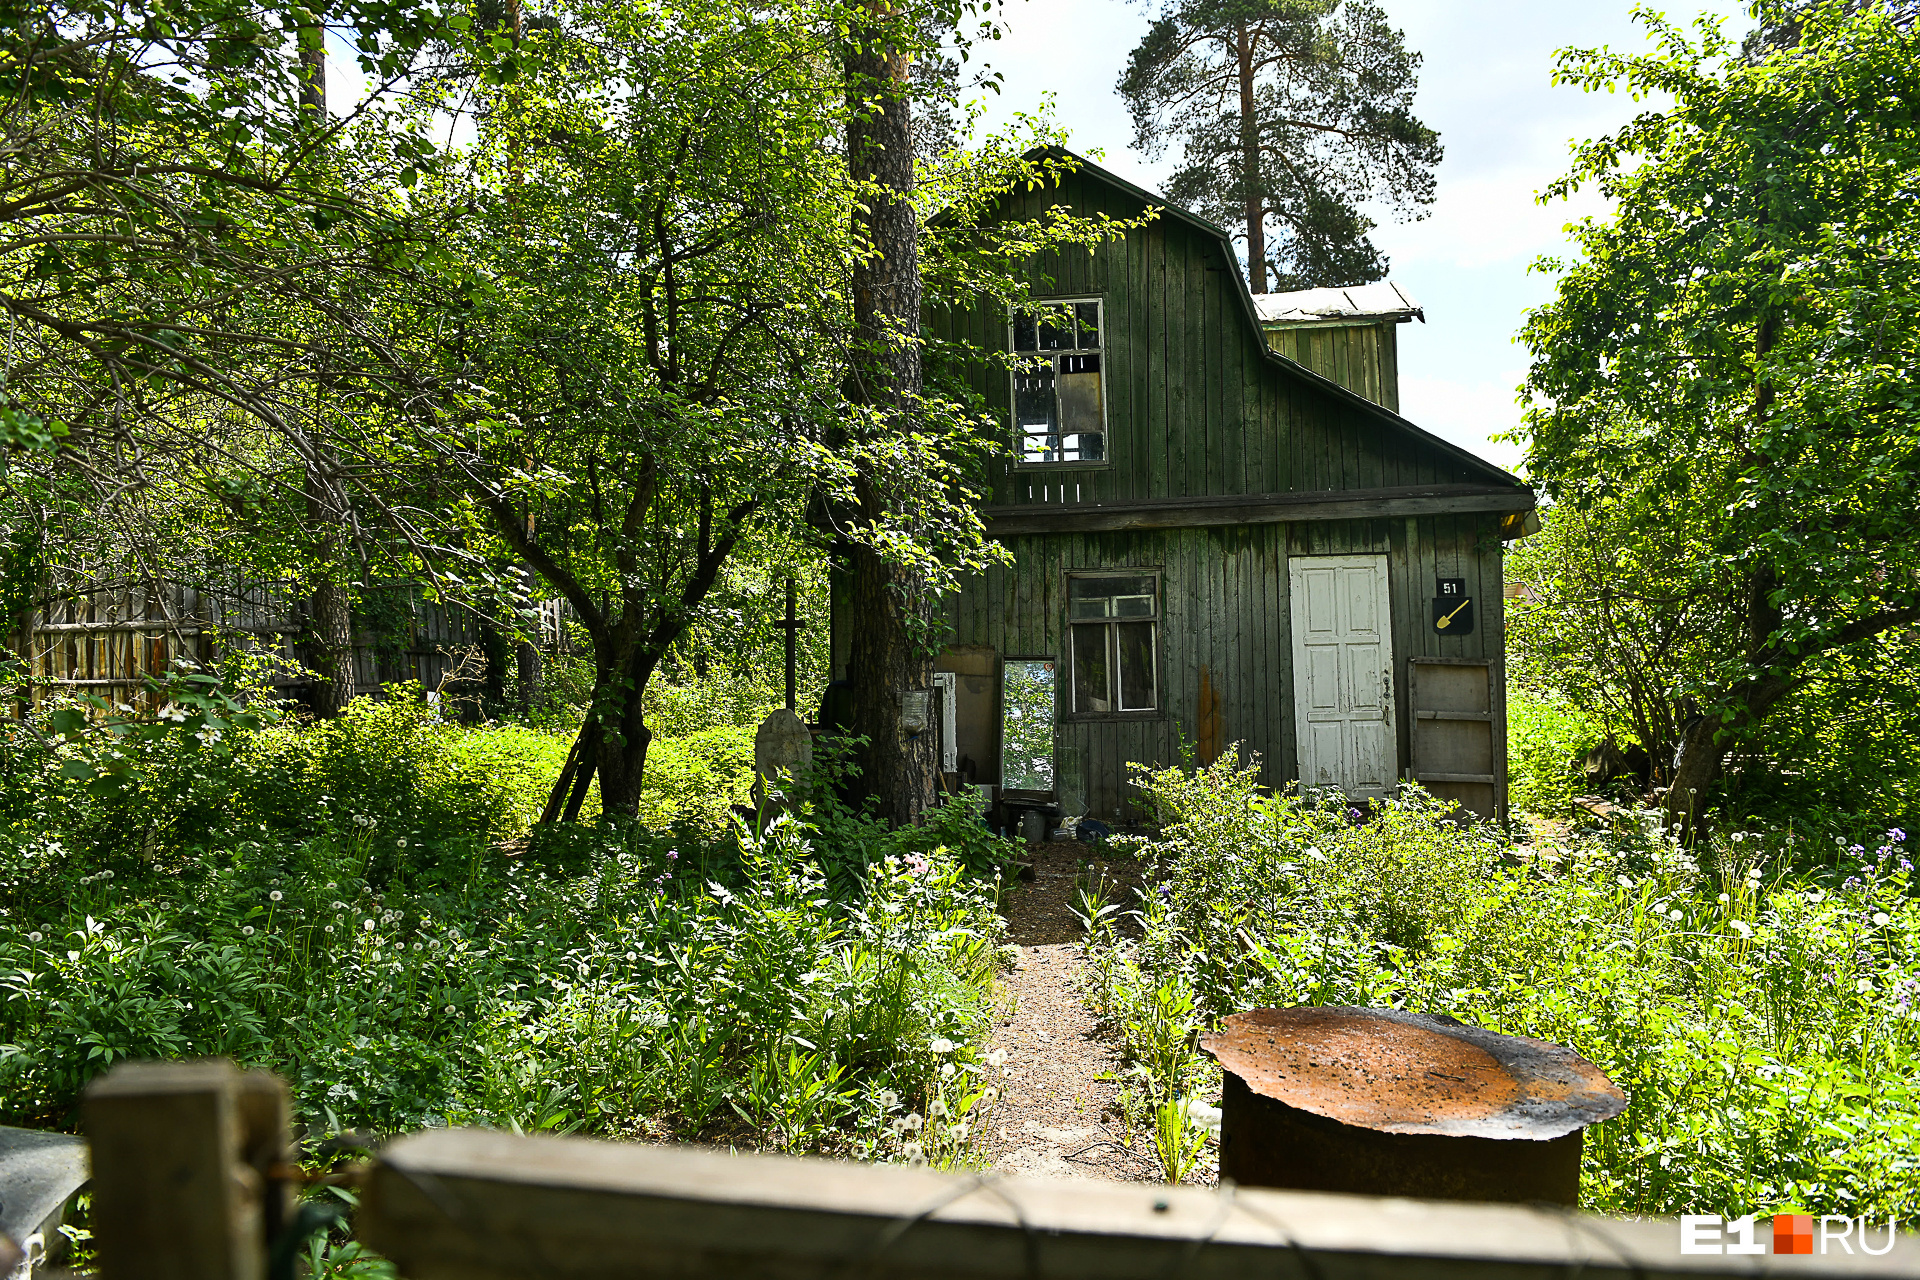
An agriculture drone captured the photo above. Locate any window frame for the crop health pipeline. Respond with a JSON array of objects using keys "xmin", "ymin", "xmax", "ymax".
[
  {"xmin": 1064, "ymin": 569, "xmax": 1163, "ymax": 720},
  {"xmin": 1008, "ymin": 295, "xmax": 1112, "ymax": 470}
]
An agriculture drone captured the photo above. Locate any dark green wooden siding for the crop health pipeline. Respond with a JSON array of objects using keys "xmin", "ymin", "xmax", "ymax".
[
  {"xmin": 926, "ymin": 168, "xmax": 1490, "ymax": 509},
  {"xmin": 939, "ymin": 513, "xmax": 1506, "ymax": 821},
  {"xmin": 1262, "ymin": 320, "xmax": 1402, "ymax": 413}
]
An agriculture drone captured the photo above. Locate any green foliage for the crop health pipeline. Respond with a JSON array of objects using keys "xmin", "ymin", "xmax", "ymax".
[
  {"xmin": 634, "ymin": 727, "xmax": 756, "ymax": 831},
  {"xmin": 1089, "ymin": 751, "xmax": 1920, "ymax": 1216},
  {"xmin": 1117, "ymin": 0, "xmax": 1440, "ymax": 290},
  {"xmin": 1507, "ymin": 689, "xmax": 1609, "ymax": 816},
  {"xmin": 1517, "ymin": 3, "xmax": 1920, "ymax": 816}
]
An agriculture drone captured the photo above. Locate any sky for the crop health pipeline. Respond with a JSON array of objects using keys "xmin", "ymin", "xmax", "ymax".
[{"xmin": 967, "ymin": 0, "xmax": 1752, "ymax": 473}]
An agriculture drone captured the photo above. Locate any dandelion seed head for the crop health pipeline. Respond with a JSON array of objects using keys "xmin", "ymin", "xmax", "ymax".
[
  {"xmin": 269, "ymin": 890, "xmax": 283, "ymax": 902},
  {"xmin": 928, "ymin": 1099, "xmax": 948, "ymax": 1118},
  {"xmin": 930, "ymin": 1037, "xmax": 955, "ymax": 1055}
]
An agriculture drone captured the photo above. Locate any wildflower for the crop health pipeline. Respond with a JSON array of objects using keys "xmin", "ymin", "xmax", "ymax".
[
  {"xmin": 325, "ymin": 925, "xmax": 335, "ymax": 934},
  {"xmin": 667, "ymin": 850, "xmax": 679, "ymax": 860},
  {"xmin": 326, "ymin": 882, "xmax": 338, "ymax": 891},
  {"xmin": 1891, "ymin": 829, "xmax": 1907, "ymax": 843},
  {"xmin": 1668, "ymin": 908, "xmax": 1683, "ymax": 922},
  {"xmin": 1849, "ymin": 845, "xmax": 1865, "ymax": 857},
  {"xmin": 1746, "ymin": 867, "xmax": 1763, "ymax": 881},
  {"xmin": 1856, "ymin": 978, "xmax": 1874, "ymax": 994},
  {"xmin": 1874, "ymin": 912, "xmax": 1891, "ymax": 927},
  {"xmin": 1717, "ymin": 893, "xmax": 1729, "ymax": 904},
  {"xmin": 985, "ymin": 1048, "xmax": 1008, "ymax": 1068},
  {"xmin": 1731, "ymin": 832, "xmax": 1745, "ymax": 843},
  {"xmin": 902, "ymin": 1112, "xmax": 923, "ymax": 1132},
  {"xmin": 1730, "ymin": 920, "xmax": 1753, "ymax": 938},
  {"xmin": 363, "ymin": 919, "xmax": 375, "ymax": 932},
  {"xmin": 930, "ymin": 1038, "xmax": 955, "ymax": 1055},
  {"xmin": 950, "ymin": 1123, "xmax": 969, "ymax": 1141},
  {"xmin": 397, "ymin": 839, "xmax": 409, "ymax": 849},
  {"xmin": 270, "ymin": 890, "xmax": 283, "ymax": 902},
  {"xmin": 889, "ymin": 1117, "xmax": 907, "ymax": 1134},
  {"xmin": 928, "ymin": 1099, "xmax": 948, "ymax": 1118},
  {"xmin": 980, "ymin": 1087, "xmax": 999, "ymax": 1105},
  {"xmin": 413, "ymin": 941, "xmax": 424, "ymax": 951},
  {"xmin": 1616, "ymin": 875, "xmax": 1632, "ymax": 888},
  {"xmin": 242, "ymin": 926, "xmax": 255, "ymax": 937},
  {"xmin": 902, "ymin": 1142, "xmax": 924, "ymax": 1162},
  {"xmin": 940, "ymin": 1063, "xmax": 956, "ymax": 1079}
]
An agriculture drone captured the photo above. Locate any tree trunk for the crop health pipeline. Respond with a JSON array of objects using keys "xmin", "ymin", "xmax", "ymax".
[
  {"xmin": 1663, "ymin": 716, "xmax": 1720, "ymax": 836},
  {"xmin": 842, "ymin": 1, "xmax": 936, "ymax": 827},
  {"xmin": 1236, "ymin": 23, "xmax": 1266, "ymax": 294},
  {"xmin": 304, "ymin": 465, "xmax": 355, "ymax": 717}
]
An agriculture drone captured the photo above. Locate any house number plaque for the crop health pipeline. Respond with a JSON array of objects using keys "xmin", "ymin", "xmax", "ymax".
[{"xmin": 1432, "ymin": 577, "xmax": 1474, "ymax": 635}]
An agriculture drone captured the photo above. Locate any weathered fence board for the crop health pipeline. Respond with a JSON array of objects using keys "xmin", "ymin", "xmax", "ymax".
[{"xmin": 357, "ymin": 1128, "xmax": 1920, "ymax": 1280}]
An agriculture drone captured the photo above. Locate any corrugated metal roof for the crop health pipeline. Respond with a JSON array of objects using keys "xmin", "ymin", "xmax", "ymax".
[{"xmin": 1253, "ymin": 280, "xmax": 1423, "ymax": 324}]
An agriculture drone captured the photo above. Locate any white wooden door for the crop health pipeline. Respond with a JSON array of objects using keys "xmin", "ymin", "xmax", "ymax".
[{"xmin": 1289, "ymin": 555, "xmax": 1396, "ymax": 798}]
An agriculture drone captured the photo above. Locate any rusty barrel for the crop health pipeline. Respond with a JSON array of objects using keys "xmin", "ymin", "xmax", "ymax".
[{"xmin": 1201, "ymin": 1006, "xmax": 1626, "ymax": 1205}]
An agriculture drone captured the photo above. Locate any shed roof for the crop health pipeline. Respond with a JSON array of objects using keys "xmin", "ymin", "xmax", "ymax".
[{"xmin": 1253, "ymin": 281, "xmax": 1424, "ymax": 326}]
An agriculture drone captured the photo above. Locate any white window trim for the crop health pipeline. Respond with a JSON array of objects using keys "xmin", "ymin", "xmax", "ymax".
[
  {"xmin": 1067, "ymin": 571, "xmax": 1161, "ymax": 716},
  {"xmin": 1008, "ymin": 296, "xmax": 1111, "ymax": 470}
]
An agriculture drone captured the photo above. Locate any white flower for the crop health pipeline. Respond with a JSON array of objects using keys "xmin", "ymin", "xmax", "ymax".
[
  {"xmin": 930, "ymin": 1038, "xmax": 955, "ymax": 1055},
  {"xmin": 1856, "ymin": 978, "xmax": 1873, "ymax": 994},
  {"xmin": 1717, "ymin": 893, "xmax": 1729, "ymax": 904},
  {"xmin": 1730, "ymin": 920, "xmax": 1753, "ymax": 937},
  {"xmin": 1668, "ymin": 908, "xmax": 1683, "ymax": 921},
  {"xmin": 928, "ymin": 1100, "xmax": 948, "ymax": 1119},
  {"xmin": 950, "ymin": 1123, "xmax": 968, "ymax": 1141},
  {"xmin": 27, "ymin": 932, "xmax": 41, "ymax": 944},
  {"xmin": 1873, "ymin": 912, "xmax": 1891, "ymax": 927},
  {"xmin": 985, "ymin": 1048, "xmax": 1008, "ymax": 1068},
  {"xmin": 413, "ymin": 941, "xmax": 423, "ymax": 951},
  {"xmin": 1616, "ymin": 875, "xmax": 1633, "ymax": 888},
  {"xmin": 902, "ymin": 1112, "xmax": 923, "ymax": 1132},
  {"xmin": 980, "ymin": 1087, "xmax": 999, "ymax": 1105},
  {"xmin": 363, "ymin": 919, "xmax": 375, "ymax": 932},
  {"xmin": 325, "ymin": 925, "xmax": 335, "ymax": 934},
  {"xmin": 242, "ymin": 926, "xmax": 255, "ymax": 937},
  {"xmin": 397, "ymin": 839, "xmax": 409, "ymax": 848},
  {"xmin": 269, "ymin": 890, "xmax": 283, "ymax": 902},
  {"xmin": 901, "ymin": 1141, "xmax": 924, "ymax": 1161},
  {"xmin": 878, "ymin": 1090, "xmax": 900, "ymax": 1110},
  {"xmin": 1731, "ymin": 832, "xmax": 1746, "ymax": 843}
]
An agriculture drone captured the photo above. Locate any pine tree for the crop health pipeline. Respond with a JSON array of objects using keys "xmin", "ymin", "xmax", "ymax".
[{"xmin": 1118, "ymin": 0, "xmax": 1441, "ymax": 293}]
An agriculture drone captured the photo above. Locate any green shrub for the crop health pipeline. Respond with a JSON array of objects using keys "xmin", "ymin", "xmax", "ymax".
[
  {"xmin": 636, "ymin": 726, "xmax": 756, "ymax": 831},
  {"xmin": 1090, "ymin": 751, "xmax": 1920, "ymax": 1217},
  {"xmin": 1506, "ymin": 689, "xmax": 1608, "ymax": 816}
]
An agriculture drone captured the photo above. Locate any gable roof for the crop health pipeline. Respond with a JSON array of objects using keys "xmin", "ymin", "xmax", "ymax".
[{"xmin": 1016, "ymin": 147, "xmax": 1528, "ymax": 492}]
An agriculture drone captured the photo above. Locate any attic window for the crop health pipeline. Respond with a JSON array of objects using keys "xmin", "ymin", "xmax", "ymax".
[{"xmin": 1011, "ymin": 299, "xmax": 1106, "ymax": 466}]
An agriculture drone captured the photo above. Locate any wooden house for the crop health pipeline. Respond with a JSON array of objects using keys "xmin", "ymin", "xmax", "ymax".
[{"xmin": 830, "ymin": 151, "xmax": 1537, "ymax": 824}]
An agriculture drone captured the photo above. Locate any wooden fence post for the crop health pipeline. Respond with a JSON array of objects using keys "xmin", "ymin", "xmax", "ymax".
[{"xmin": 83, "ymin": 1059, "xmax": 290, "ymax": 1280}]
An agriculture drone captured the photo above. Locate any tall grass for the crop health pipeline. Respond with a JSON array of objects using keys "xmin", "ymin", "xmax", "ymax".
[{"xmin": 1085, "ymin": 750, "xmax": 1920, "ymax": 1216}]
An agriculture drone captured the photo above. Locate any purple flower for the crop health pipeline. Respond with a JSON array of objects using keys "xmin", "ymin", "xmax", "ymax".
[
  {"xmin": 1878, "ymin": 846, "xmax": 1894, "ymax": 861},
  {"xmin": 1157, "ymin": 883, "xmax": 1173, "ymax": 902},
  {"xmin": 1849, "ymin": 844, "xmax": 1866, "ymax": 857},
  {"xmin": 666, "ymin": 850, "xmax": 679, "ymax": 860},
  {"xmin": 1890, "ymin": 828, "xmax": 1907, "ymax": 843},
  {"xmin": 1901, "ymin": 858, "xmax": 1914, "ymax": 873}
]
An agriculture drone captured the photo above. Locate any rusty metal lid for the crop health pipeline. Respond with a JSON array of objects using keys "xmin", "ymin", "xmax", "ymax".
[{"xmin": 1201, "ymin": 1007, "xmax": 1627, "ymax": 1141}]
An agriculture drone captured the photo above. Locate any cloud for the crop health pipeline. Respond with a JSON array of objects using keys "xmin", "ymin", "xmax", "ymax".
[{"xmin": 1399, "ymin": 372, "xmax": 1529, "ymax": 473}]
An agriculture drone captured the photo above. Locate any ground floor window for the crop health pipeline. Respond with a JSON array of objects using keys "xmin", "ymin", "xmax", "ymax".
[{"xmin": 1068, "ymin": 573, "xmax": 1158, "ymax": 713}]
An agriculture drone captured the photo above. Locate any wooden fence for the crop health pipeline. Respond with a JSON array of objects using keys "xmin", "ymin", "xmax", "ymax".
[
  {"xmin": 67, "ymin": 1059, "xmax": 1920, "ymax": 1280},
  {"xmin": 9, "ymin": 576, "xmax": 567, "ymax": 712}
]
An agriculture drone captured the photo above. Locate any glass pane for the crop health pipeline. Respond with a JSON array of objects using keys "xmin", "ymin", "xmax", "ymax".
[
  {"xmin": 1012, "ymin": 311, "xmax": 1038, "ymax": 352},
  {"xmin": 1117, "ymin": 621, "xmax": 1156, "ymax": 710},
  {"xmin": 1070, "ymin": 576, "xmax": 1155, "ymax": 612},
  {"xmin": 1036, "ymin": 306, "xmax": 1074, "ymax": 350},
  {"xmin": 1072, "ymin": 625, "xmax": 1110, "ymax": 713},
  {"xmin": 1001, "ymin": 660, "xmax": 1055, "ymax": 790},
  {"xmin": 1069, "ymin": 595, "xmax": 1110, "ymax": 620},
  {"xmin": 1057, "ymin": 353, "xmax": 1102, "ymax": 465},
  {"xmin": 1065, "ymin": 431, "xmax": 1105, "ymax": 463},
  {"xmin": 1075, "ymin": 301, "xmax": 1100, "ymax": 349}
]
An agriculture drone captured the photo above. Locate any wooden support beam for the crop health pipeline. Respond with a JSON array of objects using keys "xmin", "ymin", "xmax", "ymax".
[
  {"xmin": 359, "ymin": 1129, "xmax": 1920, "ymax": 1280},
  {"xmin": 983, "ymin": 484, "xmax": 1535, "ymax": 537},
  {"xmin": 83, "ymin": 1060, "xmax": 290, "ymax": 1280}
]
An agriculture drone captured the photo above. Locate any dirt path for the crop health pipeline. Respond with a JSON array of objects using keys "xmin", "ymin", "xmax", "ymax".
[{"xmin": 981, "ymin": 841, "xmax": 1160, "ymax": 1182}]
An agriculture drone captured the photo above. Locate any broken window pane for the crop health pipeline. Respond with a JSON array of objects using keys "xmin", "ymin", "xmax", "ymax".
[
  {"xmin": 1117, "ymin": 621, "xmax": 1156, "ymax": 710},
  {"xmin": 1001, "ymin": 659, "xmax": 1055, "ymax": 790},
  {"xmin": 1009, "ymin": 299, "xmax": 1104, "ymax": 467},
  {"xmin": 1072, "ymin": 625, "xmax": 1109, "ymax": 713}
]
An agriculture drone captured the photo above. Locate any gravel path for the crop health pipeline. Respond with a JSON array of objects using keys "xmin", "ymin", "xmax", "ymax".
[{"xmin": 981, "ymin": 841, "xmax": 1161, "ymax": 1183}]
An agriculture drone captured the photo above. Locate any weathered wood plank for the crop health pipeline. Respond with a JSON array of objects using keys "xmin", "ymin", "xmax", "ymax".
[{"xmin": 985, "ymin": 484, "xmax": 1534, "ymax": 537}]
